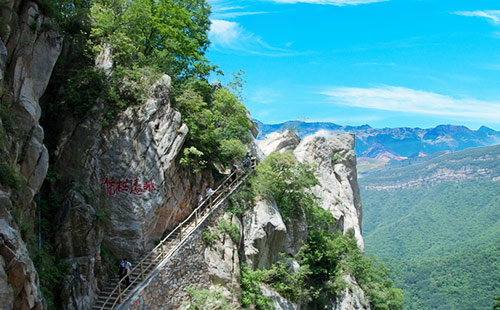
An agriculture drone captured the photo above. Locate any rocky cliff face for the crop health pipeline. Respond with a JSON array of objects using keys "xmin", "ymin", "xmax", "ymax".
[
  {"xmin": 196, "ymin": 130, "xmax": 369, "ymax": 310},
  {"xmin": 48, "ymin": 74, "xmax": 212, "ymax": 309},
  {"xmin": 0, "ymin": 2, "xmax": 209, "ymax": 308},
  {"xmin": 258, "ymin": 130, "xmax": 364, "ymax": 249},
  {"xmin": 0, "ymin": 1, "xmax": 62, "ymax": 309}
]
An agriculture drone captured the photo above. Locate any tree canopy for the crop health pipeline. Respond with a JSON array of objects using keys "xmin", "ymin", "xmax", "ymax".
[{"xmin": 90, "ymin": 0, "xmax": 213, "ymax": 79}]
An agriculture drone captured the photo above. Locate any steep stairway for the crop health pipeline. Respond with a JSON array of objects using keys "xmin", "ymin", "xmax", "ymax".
[{"xmin": 92, "ymin": 168, "xmax": 253, "ymax": 310}]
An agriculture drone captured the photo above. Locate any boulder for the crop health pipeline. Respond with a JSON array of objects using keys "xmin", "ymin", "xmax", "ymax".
[
  {"xmin": 257, "ymin": 130, "xmax": 300, "ymax": 156},
  {"xmin": 243, "ymin": 198, "xmax": 287, "ymax": 269}
]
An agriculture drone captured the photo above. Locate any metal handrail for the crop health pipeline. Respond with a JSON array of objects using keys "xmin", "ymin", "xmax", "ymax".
[{"xmin": 99, "ymin": 166, "xmax": 253, "ymax": 309}]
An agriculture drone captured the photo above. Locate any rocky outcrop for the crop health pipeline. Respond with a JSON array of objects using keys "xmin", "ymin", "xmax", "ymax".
[
  {"xmin": 48, "ymin": 74, "xmax": 210, "ymax": 308},
  {"xmin": 0, "ymin": 191, "xmax": 44, "ymax": 310},
  {"xmin": 204, "ymin": 213, "xmax": 241, "ymax": 300},
  {"xmin": 257, "ymin": 130, "xmax": 364, "ymax": 249},
  {"xmin": 257, "ymin": 130, "xmax": 300, "ymax": 156},
  {"xmin": 294, "ymin": 130, "xmax": 364, "ymax": 249},
  {"xmin": 328, "ymin": 275, "xmax": 370, "ymax": 310},
  {"xmin": 254, "ymin": 130, "xmax": 368, "ymax": 310},
  {"xmin": 0, "ymin": 0, "xmax": 62, "ymax": 203},
  {"xmin": 0, "ymin": 1, "xmax": 62, "ymax": 309},
  {"xmin": 261, "ymin": 284, "xmax": 299, "ymax": 310},
  {"xmin": 52, "ymin": 75, "xmax": 196, "ymax": 259},
  {"xmin": 242, "ymin": 198, "xmax": 287, "ymax": 269},
  {"xmin": 54, "ymin": 190, "xmax": 103, "ymax": 310}
]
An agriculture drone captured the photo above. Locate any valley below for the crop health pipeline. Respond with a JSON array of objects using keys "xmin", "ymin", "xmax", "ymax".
[{"xmin": 360, "ymin": 145, "xmax": 500, "ymax": 310}]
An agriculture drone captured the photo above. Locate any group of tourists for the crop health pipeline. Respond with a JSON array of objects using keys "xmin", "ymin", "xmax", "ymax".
[
  {"xmin": 115, "ymin": 152, "xmax": 259, "ymax": 289},
  {"xmin": 196, "ymin": 152, "xmax": 257, "ymax": 207}
]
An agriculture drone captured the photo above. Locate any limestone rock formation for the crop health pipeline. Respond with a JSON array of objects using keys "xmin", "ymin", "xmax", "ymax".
[
  {"xmin": 261, "ymin": 284, "xmax": 299, "ymax": 310},
  {"xmin": 294, "ymin": 130, "xmax": 364, "ymax": 249},
  {"xmin": 0, "ymin": 0, "xmax": 62, "ymax": 204},
  {"xmin": 44, "ymin": 73, "xmax": 213, "ymax": 310},
  {"xmin": 0, "ymin": 1, "xmax": 62, "ymax": 309},
  {"xmin": 54, "ymin": 190, "xmax": 104, "ymax": 310},
  {"xmin": 328, "ymin": 275, "xmax": 370, "ymax": 310},
  {"xmin": 255, "ymin": 129, "xmax": 368, "ymax": 310},
  {"xmin": 0, "ymin": 192, "xmax": 44, "ymax": 310},
  {"xmin": 242, "ymin": 198, "xmax": 287, "ymax": 269},
  {"xmin": 257, "ymin": 130, "xmax": 300, "ymax": 156},
  {"xmin": 52, "ymin": 75, "xmax": 198, "ymax": 259}
]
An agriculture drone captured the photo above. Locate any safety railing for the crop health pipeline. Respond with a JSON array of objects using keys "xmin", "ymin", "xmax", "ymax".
[{"xmin": 98, "ymin": 166, "xmax": 253, "ymax": 310}]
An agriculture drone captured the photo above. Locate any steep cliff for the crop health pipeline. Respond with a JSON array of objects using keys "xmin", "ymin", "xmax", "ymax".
[
  {"xmin": 171, "ymin": 130, "xmax": 372, "ymax": 309},
  {"xmin": 50, "ymin": 74, "xmax": 211, "ymax": 309},
  {"xmin": 255, "ymin": 130, "xmax": 368, "ymax": 308},
  {"xmin": 0, "ymin": 1, "xmax": 62, "ymax": 309},
  {"xmin": 258, "ymin": 130, "xmax": 363, "ymax": 249},
  {"xmin": 119, "ymin": 128, "xmax": 375, "ymax": 310}
]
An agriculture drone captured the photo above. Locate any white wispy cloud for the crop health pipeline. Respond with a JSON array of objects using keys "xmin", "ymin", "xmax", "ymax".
[
  {"xmin": 270, "ymin": 0, "xmax": 388, "ymax": 6},
  {"xmin": 320, "ymin": 86, "xmax": 500, "ymax": 121},
  {"xmin": 209, "ymin": 1, "xmax": 269, "ymax": 19},
  {"xmin": 213, "ymin": 11, "xmax": 269, "ymax": 18},
  {"xmin": 453, "ymin": 10, "xmax": 500, "ymax": 25},
  {"xmin": 209, "ymin": 19, "xmax": 293, "ymax": 56}
]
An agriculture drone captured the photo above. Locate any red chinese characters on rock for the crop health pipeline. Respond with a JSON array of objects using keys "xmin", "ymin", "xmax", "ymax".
[{"xmin": 103, "ymin": 177, "xmax": 156, "ymax": 196}]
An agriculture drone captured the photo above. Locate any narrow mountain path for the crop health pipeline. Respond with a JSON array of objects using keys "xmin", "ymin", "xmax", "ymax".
[{"xmin": 93, "ymin": 168, "xmax": 253, "ymax": 310}]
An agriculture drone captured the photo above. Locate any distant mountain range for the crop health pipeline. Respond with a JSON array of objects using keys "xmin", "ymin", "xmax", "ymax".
[
  {"xmin": 256, "ymin": 120, "xmax": 500, "ymax": 163},
  {"xmin": 360, "ymin": 144, "xmax": 500, "ymax": 309}
]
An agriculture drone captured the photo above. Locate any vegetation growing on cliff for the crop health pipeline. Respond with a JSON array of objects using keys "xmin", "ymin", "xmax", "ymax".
[
  {"xmin": 186, "ymin": 287, "xmax": 233, "ymax": 310},
  {"xmin": 175, "ymin": 82, "xmax": 252, "ymax": 171},
  {"xmin": 41, "ymin": 0, "xmax": 251, "ymax": 170},
  {"xmin": 233, "ymin": 152, "xmax": 403, "ymax": 310},
  {"xmin": 41, "ymin": 0, "xmax": 215, "ymax": 125},
  {"xmin": 240, "ymin": 264, "xmax": 274, "ymax": 310}
]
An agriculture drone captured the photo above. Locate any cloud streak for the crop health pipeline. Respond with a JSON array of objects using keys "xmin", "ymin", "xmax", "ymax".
[
  {"xmin": 209, "ymin": 19, "xmax": 293, "ymax": 56},
  {"xmin": 270, "ymin": 0, "xmax": 388, "ymax": 6},
  {"xmin": 453, "ymin": 10, "xmax": 500, "ymax": 25},
  {"xmin": 321, "ymin": 86, "xmax": 500, "ymax": 121}
]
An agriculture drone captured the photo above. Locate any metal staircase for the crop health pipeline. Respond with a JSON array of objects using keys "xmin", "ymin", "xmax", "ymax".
[{"xmin": 93, "ymin": 168, "xmax": 252, "ymax": 310}]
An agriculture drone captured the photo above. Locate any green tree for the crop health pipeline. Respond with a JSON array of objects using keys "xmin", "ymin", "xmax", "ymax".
[
  {"xmin": 175, "ymin": 82, "xmax": 252, "ymax": 170},
  {"xmin": 251, "ymin": 152, "xmax": 318, "ymax": 219},
  {"xmin": 494, "ymin": 297, "xmax": 500, "ymax": 310},
  {"xmin": 90, "ymin": 0, "xmax": 213, "ymax": 79}
]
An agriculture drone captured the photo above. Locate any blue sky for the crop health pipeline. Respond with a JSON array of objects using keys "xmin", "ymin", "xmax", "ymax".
[{"xmin": 206, "ymin": 0, "xmax": 500, "ymax": 130}]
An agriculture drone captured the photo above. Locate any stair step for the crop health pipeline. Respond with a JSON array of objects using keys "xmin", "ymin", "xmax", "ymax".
[{"xmin": 92, "ymin": 173, "xmax": 251, "ymax": 309}]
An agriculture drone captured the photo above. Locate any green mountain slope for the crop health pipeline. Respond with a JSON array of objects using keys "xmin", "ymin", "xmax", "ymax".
[{"xmin": 360, "ymin": 145, "xmax": 500, "ymax": 309}]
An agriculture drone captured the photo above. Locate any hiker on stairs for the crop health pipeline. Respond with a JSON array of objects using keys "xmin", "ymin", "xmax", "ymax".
[{"xmin": 123, "ymin": 258, "xmax": 132, "ymax": 287}]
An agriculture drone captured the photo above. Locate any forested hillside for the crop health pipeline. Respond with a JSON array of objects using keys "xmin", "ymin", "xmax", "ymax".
[{"xmin": 360, "ymin": 146, "xmax": 500, "ymax": 309}]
